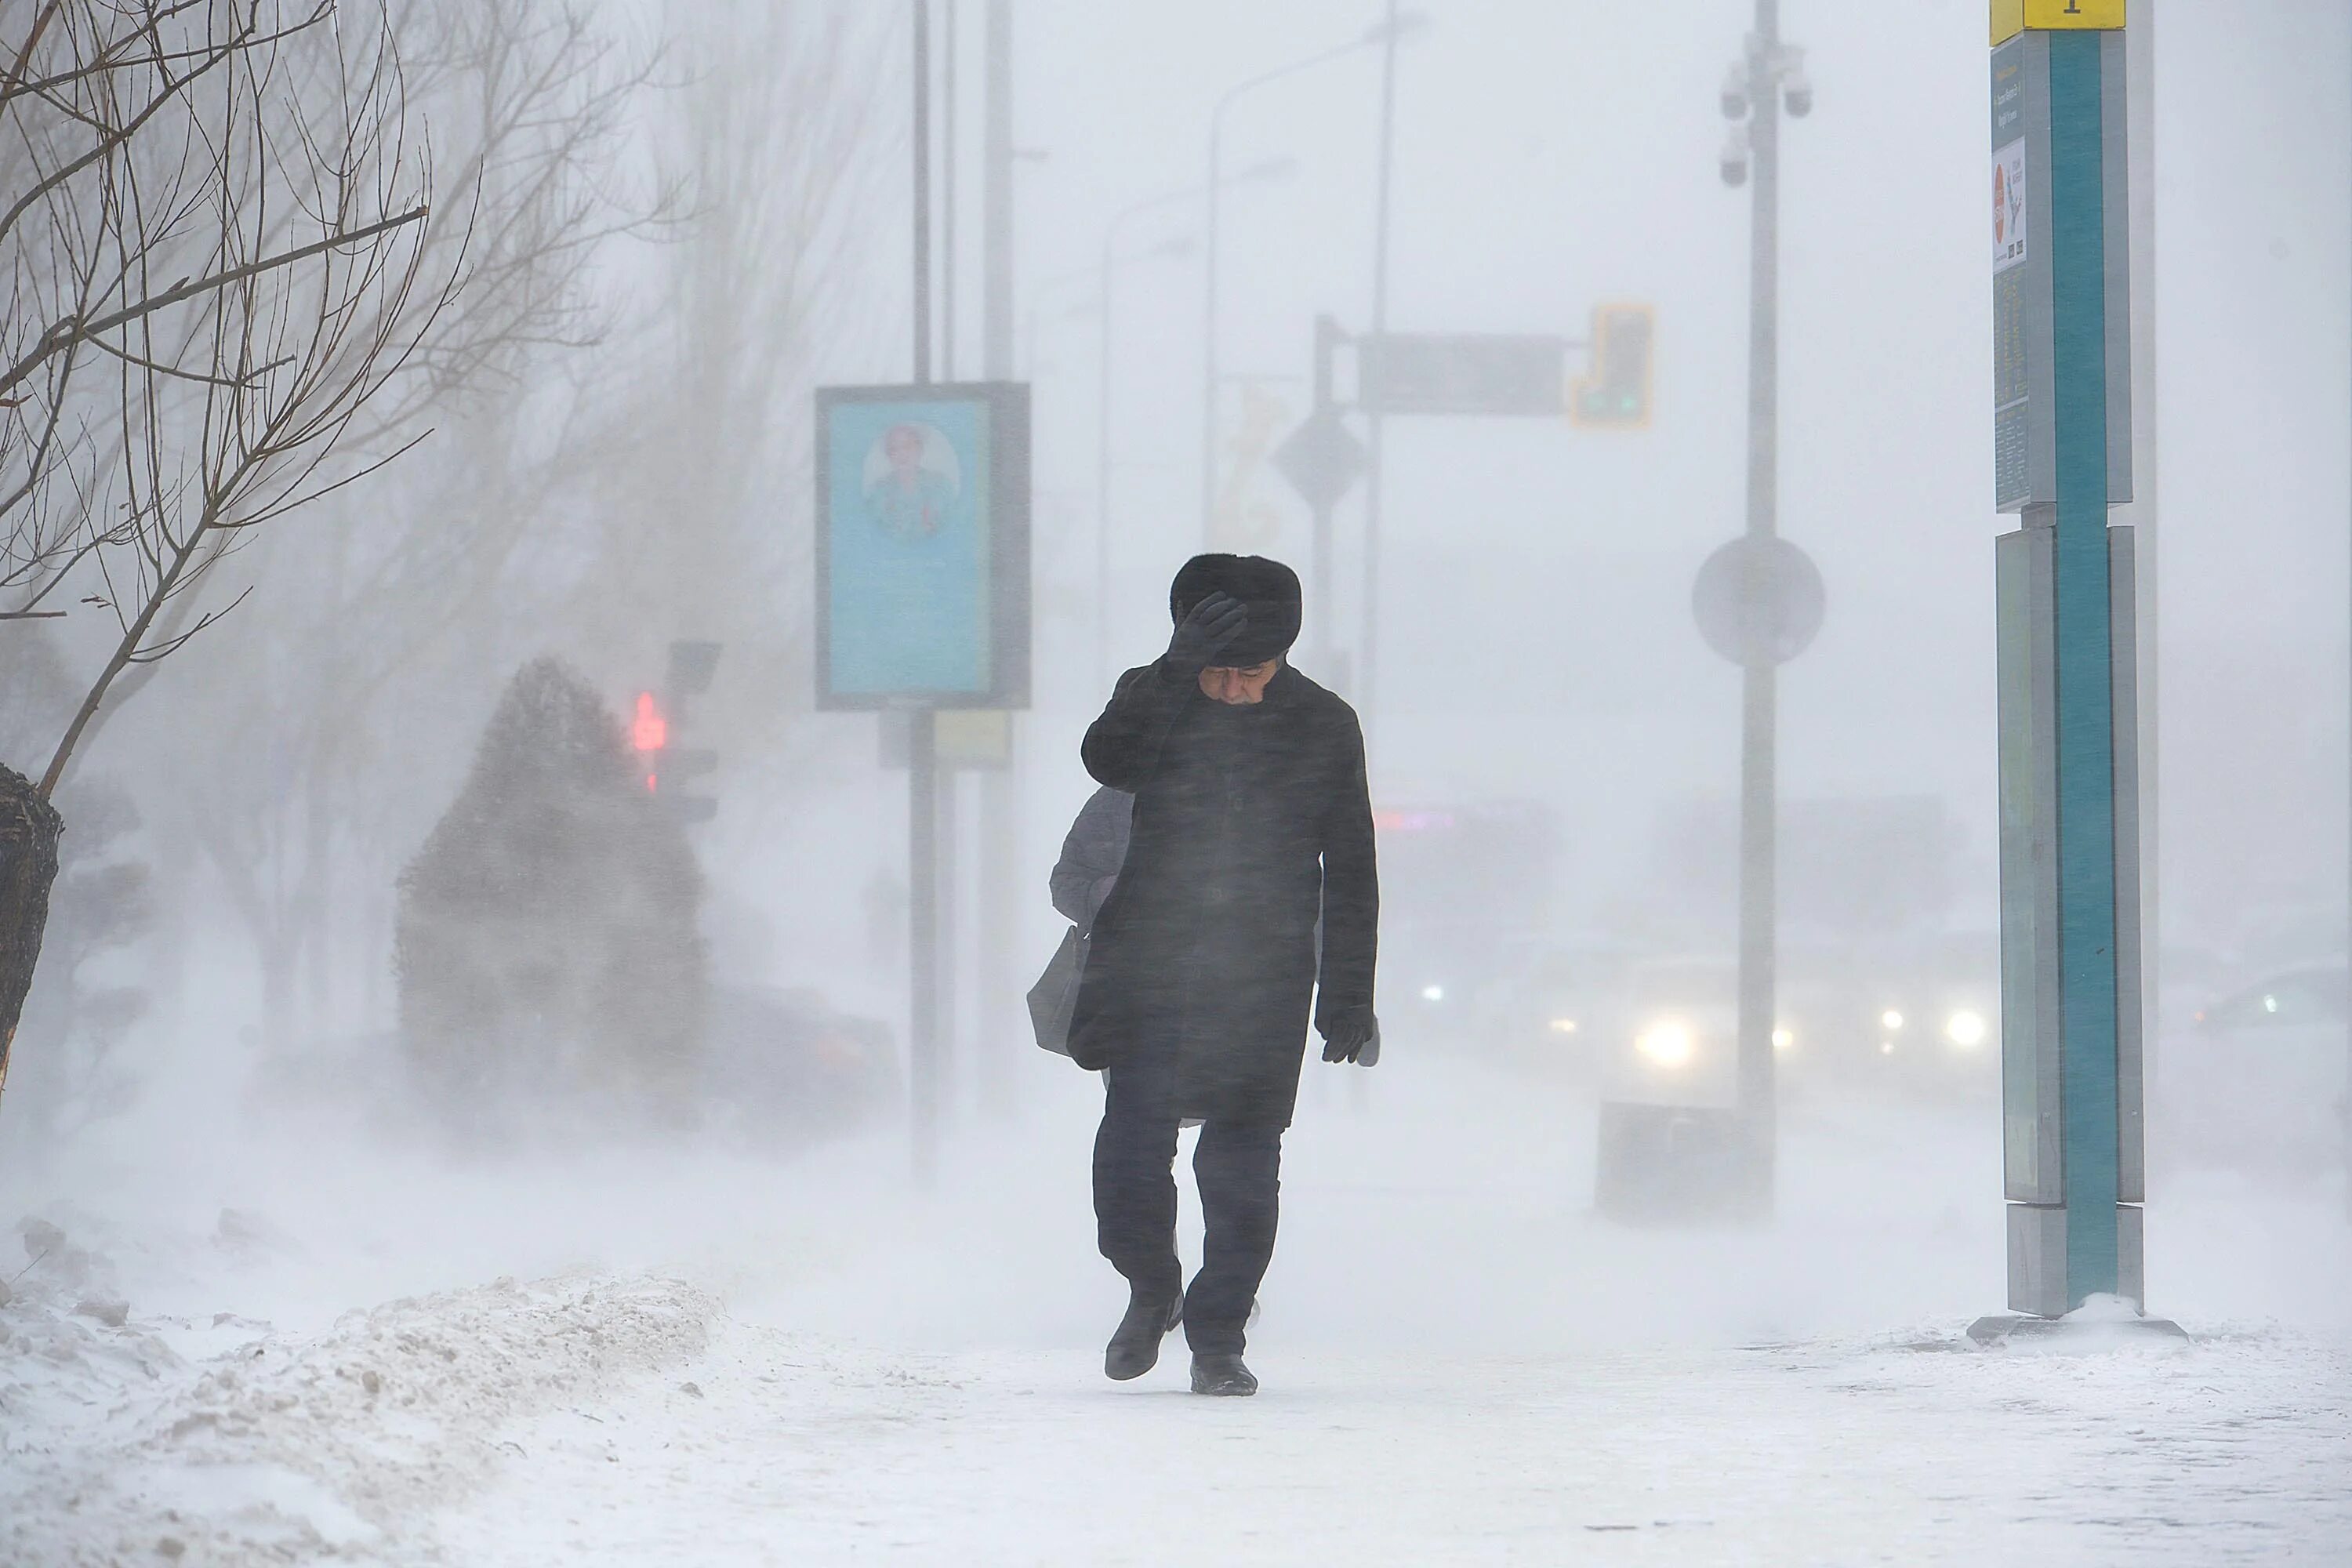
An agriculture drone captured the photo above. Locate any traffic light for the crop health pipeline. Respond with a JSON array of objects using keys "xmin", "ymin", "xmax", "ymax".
[
  {"xmin": 630, "ymin": 641, "xmax": 723, "ymax": 824},
  {"xmin": 630, "ymin": 691, "xmax": 668, "ymax": 759},
  {"xmin": 1570, "ymin": 303, "xmax": 1655, "ymax": 429}
]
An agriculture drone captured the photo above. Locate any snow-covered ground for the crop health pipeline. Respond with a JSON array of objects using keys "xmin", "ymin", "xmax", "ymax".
[{"xmin": 4, "ymin": 1047, "xmax": 2349, "ymax": 1564}]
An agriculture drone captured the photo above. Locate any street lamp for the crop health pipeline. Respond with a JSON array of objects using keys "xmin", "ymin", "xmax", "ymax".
[
  {"xmin": 1092, "ymin": 160, "xmax": 1291, "ymax": 681},
  {"xmin": 1718, "ymin": 0, "xmax": 1811, "ymax": 1205},
  {"xmin": 1198, "ymin": 13, "xmax": 1428, "ymax": 546},
  {"xmin": 1092, "ymin": 231, "xmax": 1196, "ymax": 678}
]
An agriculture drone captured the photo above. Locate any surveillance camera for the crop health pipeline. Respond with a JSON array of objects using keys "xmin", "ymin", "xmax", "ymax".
[
  {"xmin": 1777, "ymin": 48, "xmax": 1812, "ymax": 118},
  {"xmin": 1719, "ymin": 125, "xmax": 1751, "ymax": 187},
  {"xmin": 1720, "ymin": 66, "xmax": 1749, "ymax": 121}
]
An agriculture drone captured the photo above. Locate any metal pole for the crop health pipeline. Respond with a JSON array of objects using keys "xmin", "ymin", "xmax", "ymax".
[
  {"xmin": 1311, "ymin": 315, "xmax": 1338, "ymax": 662},
  {"xmin": 1097, "ymin": 223, "xmax": 1117, "ymax": 681},
  {"xmin": 1734, "ymin": 0, "xmax": 1781, "ymax": 1201},
  {"xmin": 909, "ymin": 708, "xmax": 939, "ymax": 1185},
  {"xmin": 935, "ymin": 0, "xmax": 961, "ymax": 1120},
  {"xmin": 1359, "ymin": 0, "xmax": 1399, "ymax": 739},
  {"xmin": 913, "ymin": 0, "xmax": 932, "ymax": 387},
  {"xmin": 2333, "ymin": 0, "xmax": 2352, "ymax": 1222},
  {"xmin": 2122, "ymin": 0, "xmax": 2161, "ymax": 1153},
  {"xmin": 1199, "ymin": 42, "xmax": 1363, "ymax": 550},
  {"xmin": 1201, "ymin": 112, "xmax": 1224, "ymax": 548},
  {"xmin": 942, "ymin": 0, "xmax": 958, "ymax": 380},
  {"xmin": 909, "ymin": 0, "xmax": 938, "ymax": 1185},
  {"xmin": 1098, "ymin": 189, "xmax": 1211, "ymax": 682},
  {"xmin": 938, "ymin": 750, "xmax": 958, "ymax": 1120},
  {"xmin": 982, "ymin": 0, "xmax": 1014, "ymax": 377},
  {"xmin": 978, "ymin": 0, "xmax": 1017, "ymax": 1122}
]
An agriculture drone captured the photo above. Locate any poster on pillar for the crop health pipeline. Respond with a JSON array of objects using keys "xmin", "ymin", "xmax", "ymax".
[
  {"xmin": 815, "ymin": 382, "xmax": 1031, "ymax": 711},
  {"xmin": 1992, "ymin": 139, "xmax": 2027, "ymax": 274},
  {"xmin": 1987, "ymin": 24, "xmax": 2132, "ymax": 514}
]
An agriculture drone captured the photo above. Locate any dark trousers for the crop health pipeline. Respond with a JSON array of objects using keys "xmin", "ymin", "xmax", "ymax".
[{"xmin": 1092, "ymin": 1051, "xmax": 1283, "ymax": 1358}]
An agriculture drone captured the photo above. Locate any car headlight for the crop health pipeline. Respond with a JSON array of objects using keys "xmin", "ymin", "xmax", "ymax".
[
  {"xmin": 1420, "ymin": 984, "xmax": 1445, "ymax": 1003},
  {"xmin": 1549, "ymin": 1017, "xmax": 1579, "ymax": 1036},
  {"xmin": 1635, "ymin": 1019, "xmax": 1696, "ymax": 1070},
  {"xmin": 1772, "ymin": 1027, "xmax": 1794, "ymax": 1051},
  {"xmin": 1944, "ymin": 1009, "xmax": 1989, "ymax": 1048},
  {"xmin": 1880, "ymin": 1009, "xmax": 1904, "ymax": 1031}
]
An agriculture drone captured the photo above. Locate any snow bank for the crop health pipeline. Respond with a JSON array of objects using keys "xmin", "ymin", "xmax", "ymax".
[{"xmin": 1, "ymin": 1214, "xmax": 717, "ymax": 1566}]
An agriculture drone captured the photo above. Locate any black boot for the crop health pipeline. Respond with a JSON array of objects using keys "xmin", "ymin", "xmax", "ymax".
[
  {"xmin": 1105, "ymin": 1287, "xmax": 1183, "ymax": 1381},
  {"xmin": 1189, "ymin": 1352, "xmax": 1258, "ymax": 1397}
]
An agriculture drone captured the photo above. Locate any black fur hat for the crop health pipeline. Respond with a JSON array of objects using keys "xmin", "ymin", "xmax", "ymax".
[{"xmin": 1168, "ymin": 554, "xmax": 1303, "ymax": 668}]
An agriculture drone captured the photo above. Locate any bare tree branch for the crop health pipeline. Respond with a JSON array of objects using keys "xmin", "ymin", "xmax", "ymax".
[
  {"xmin": 3, "ymin": 3, "xmax": 444, "ymax": 798},
  {"xmin": 2, "ymin": 201, "xmax": 430, "ymax": 404}
]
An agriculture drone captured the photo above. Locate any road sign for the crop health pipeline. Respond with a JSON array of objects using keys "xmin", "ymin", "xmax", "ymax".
[
  {"xmin": 1692, "ymin": 535, "xmax": 1824, "ymax": 668},
  {"xmin": 1356, "ymin": 332, "xmax": 1566, "ymax": 418},
  {"xmin": 1271, "ymin": 406, "xmax": 1367, "ymax": 513},
  {"xmin": 880, "ymin": 708, "xmax": 1012, "ymax": 771}
]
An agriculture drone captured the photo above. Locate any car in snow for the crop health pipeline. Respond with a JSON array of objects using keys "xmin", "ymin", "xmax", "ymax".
[
  {"xmin": 1774, "ymin": 936, "xmax": 2002, "ymax": 1102},
  {"xmin": 1597, "ymin": 953, "xmax": 1741, "ymax": 1105},
  {"xmin": 1468, "ymin": 938, "xmax": 2000, "ymax": 1102},
  {"xmin": 701, "ymin": 983, "xmax": 900, "ymax": 1150},
  {"xmin": 1383, "ymin": 917, "xmax": 1550, "ymax": 1053},
  {"xmin": 2165, "ymin": 964, "xmax": 2350, "ymax": 1177},
  {"xmin": 1374, "ymin": 799, "xmax": 1563, "ymax": 1052}
]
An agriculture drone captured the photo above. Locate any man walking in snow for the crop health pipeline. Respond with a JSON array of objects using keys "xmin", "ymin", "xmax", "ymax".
[{"xmin": 1069, "ymin": 554, "xmax": 1380, "ymax": 1397}]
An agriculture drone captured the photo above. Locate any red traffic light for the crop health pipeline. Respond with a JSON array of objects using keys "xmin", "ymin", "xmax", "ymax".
[{"xmin": 631, "ymin": 691, "xmax": 668, "ymax": 753}]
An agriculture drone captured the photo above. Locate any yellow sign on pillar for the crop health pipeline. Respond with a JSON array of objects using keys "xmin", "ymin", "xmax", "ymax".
[
  {"xmin": 1991, "ymin": 0, "xmax": 2125, "ymax": 45},
  {"xmin": 936, "ymin": 708, "xmax": 1012, "ymax": 768}
]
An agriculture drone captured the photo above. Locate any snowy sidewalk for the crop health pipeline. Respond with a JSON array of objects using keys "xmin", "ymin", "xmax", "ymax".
[
  {"xmin": 5, "ymin": 1058, "xmax": 2350, "ymax": 1563},
  {"xmin": 9, "ymin": 1261, "xmax": 2343, "ymax": 1565},
  {"xmin": 432, "ymin": 1305, "xmax": 2350, "ymax": 1567}
]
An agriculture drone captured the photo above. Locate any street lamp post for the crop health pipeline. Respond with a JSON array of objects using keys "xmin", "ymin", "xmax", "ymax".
[
  {"xmin": 1200, "ymin": 19, "xmax": 1423, "ymax": 549},
  {"xmin": 1093, "ymin": 227, "xmax": 1195, "ymax": 679},
  {"xmin": 1097, "ymin": 161, "xmax": 1290, "ymax": 681},
  {"xmin": 907, "ymin": 0, "xmax": 938, "ymax": 1187},
  {"xmin": 1359, "ymin": 0, "xmax": 1404, "ymax": 731},
  {"xmin": 1719, "ymin": 0, "xmax": 1811, "ymax": 1203}
]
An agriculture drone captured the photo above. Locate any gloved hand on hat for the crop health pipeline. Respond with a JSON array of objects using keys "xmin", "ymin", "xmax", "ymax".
[
  {"xmin": 1165, "ymin": 590, "xmax": 1248, "ymax": 678},
  {"xmin": 1164, "ymin": 555, "xmax": 1302, "ymax": 673}
]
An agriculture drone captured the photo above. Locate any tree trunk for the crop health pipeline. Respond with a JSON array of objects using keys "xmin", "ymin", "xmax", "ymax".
[{"xmin": 0, "ymin": 764, "xmax": 64, "ymax": 1105}]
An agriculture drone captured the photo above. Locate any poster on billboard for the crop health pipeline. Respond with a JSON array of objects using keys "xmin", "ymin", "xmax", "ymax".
[{"xmin": 815, "ymin": 382, "xmax": 1030, "ymax": 710}]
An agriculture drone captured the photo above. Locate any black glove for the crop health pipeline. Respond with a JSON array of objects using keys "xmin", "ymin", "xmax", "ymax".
[
  {"xmin": 1165, "ymin": 591, "xmax": 1248, "ymax": 677},
  {"xmin": 1321, "ymin": 1013, "xmax": 1381, "ymax": 1066}
]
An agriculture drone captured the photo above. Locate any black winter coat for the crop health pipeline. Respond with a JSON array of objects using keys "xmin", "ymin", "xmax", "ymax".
[{"xmin": 1068, "ymin": 658, "xmax": 1377, "ymax": 1126}]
